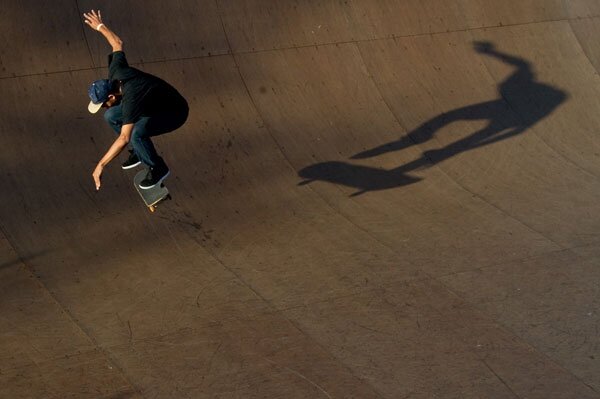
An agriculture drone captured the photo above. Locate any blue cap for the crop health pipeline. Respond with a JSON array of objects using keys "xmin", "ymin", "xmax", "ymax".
[{"xmin": 87, "ymin": 79, "xmax": 111, "ymax": 113}]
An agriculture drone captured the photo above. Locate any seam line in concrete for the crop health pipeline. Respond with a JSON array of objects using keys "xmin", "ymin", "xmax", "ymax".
[{"xmin": 2, "ymin": 15, "xmax": 599, "ymax": 81}]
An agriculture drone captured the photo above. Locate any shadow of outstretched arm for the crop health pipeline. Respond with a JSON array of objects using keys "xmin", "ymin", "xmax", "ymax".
[{"xmin": 473, "ymin": 41, "xmax": 531, "ymax": 70}]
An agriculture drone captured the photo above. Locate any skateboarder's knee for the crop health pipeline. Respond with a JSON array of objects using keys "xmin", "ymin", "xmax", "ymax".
[
  {"xmin": 130, "ymin": 128, "xmax": 145, "ymax": 142},
  {"xmin": 103, "ymin": 107, "xmax": 121, "ymax": 126}
]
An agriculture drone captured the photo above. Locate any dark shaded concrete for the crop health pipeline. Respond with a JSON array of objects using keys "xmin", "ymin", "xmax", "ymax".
[{"xmin": 1, "ymin": 1, "xmax": 600, "ymax": 398}]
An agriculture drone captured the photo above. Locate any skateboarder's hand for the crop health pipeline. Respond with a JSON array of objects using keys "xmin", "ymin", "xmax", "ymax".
[
  {"xmin": 92, "ymin": 164, "xmax": 103, "ymax": 191},
  {"xmin": 83, "ymin": 10, "xmax": 104, "ymax": 31}
]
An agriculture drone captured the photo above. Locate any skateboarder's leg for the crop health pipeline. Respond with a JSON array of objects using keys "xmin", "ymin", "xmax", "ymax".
[
  {"xmin": 132, "ymin": 106, "xmax": 188, "ymax": 189},
  {"xmin": 130, "ymin": 116, "xmax": 167, "ymax": 170},
  {"xmin": 103, "ymin": 104, "xmax": 123, "ymax": 135},
  {"xmin": 131, "ymin": 116, "xmax": 172, "ymax": 189},
  {"xmin": 131, "ymin": 107, "xmax": 189, "ymax": 168}
]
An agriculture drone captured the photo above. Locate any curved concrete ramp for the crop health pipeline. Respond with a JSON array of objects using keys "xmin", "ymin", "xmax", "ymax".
[{"xmin": 2, "ymin": 1, "xmax": 600, "ymax": 398}]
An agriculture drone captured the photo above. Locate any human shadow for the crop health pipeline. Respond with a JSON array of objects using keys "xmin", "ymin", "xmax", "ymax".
[{"xmin": 298, "ymin": 41, "xmax": 568, "ymax": 196}]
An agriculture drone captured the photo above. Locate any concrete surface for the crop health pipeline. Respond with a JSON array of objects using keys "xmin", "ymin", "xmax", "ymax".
[{"xmin": 1, "ymin": 1, "xmax": 600, "ymax": 398}]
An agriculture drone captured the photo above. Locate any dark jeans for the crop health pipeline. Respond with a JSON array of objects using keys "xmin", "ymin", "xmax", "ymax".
[{"xmin": 104, "ymin": 103, "xmax": 188, "ymax": 169}]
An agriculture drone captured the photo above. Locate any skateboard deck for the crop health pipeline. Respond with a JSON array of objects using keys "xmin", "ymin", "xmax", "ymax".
[{"xmin": 134, "ymin": 169, "xmax": 171, "ymax": 212}]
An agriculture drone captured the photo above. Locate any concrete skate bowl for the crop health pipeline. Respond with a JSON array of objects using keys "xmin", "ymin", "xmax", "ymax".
[{"xmin": 1, "ymin": 1, "xmax": 600, "ymax": 397}]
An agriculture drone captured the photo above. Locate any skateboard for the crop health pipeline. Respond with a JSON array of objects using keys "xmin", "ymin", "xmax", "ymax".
[{"xmin": 133, "ymin": 169, "xmax": 171, "ymax": 212}]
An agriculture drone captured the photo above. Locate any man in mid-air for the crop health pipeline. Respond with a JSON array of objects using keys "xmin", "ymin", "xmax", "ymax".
[{"xmin": 84, "ymin": 10, "xmax": 188, "ymax": 190}]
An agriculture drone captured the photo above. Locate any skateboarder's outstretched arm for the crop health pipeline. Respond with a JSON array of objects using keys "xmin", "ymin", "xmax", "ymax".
[
  {"xmin": 91, "ymin": 124, "xmax": 133, "ymax": 191},
  {"xmin": 83, "ymin": 10, "xmax": 123, "ymax": 52}
]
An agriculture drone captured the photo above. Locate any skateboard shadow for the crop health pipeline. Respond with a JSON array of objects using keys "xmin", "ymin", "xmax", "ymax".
[
  {"xmin": 298, "ymin": 41, "xmax": 568, "ymax": 196},
  {"xmin": 299, "ymin": 162, "xmax": 423, "ymax": 196}
]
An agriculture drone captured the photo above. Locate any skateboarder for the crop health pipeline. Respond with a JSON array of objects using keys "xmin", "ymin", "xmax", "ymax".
[{"xmin": 84, "ymin": 10, "xmax": 188, "ymax": 191}]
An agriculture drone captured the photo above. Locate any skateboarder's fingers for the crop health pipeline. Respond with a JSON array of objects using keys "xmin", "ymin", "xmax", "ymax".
[
  {"xmin": 93, "ymin": 175, "xmax": 101, "ymax": 190},
  {"xmin": 83, "ymin": 11, "xmax": 102, "ymax": 25},
  {"xmin": 83, "ymin": 14, "xmax": 96, "ymax": 25},
  {"xmin": 92, "ymin": 168, "xmax": 102, "ymax": 191},
  {"xmin": 90, "ymin": 10, "xmax": 101, "ymax": 20}
]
